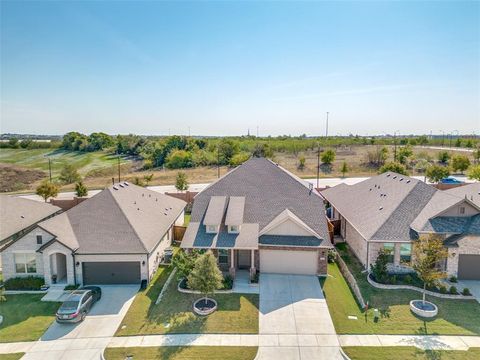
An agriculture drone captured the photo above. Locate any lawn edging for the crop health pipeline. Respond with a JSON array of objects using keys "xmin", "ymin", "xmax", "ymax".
[
  {"xmin": 335, "ymin": 253, "xmax": 366, "ymax": 309},
  {"xmin": 367, "ymin": 274, "xmax": 475, "ymax": 300},
  {"xmin": 3, "ymin": 290, "xmax": 47, "ymax": 295},
  {"xmin": 177, "ymin": 280, "xmax": 233, "ymax": 294}
]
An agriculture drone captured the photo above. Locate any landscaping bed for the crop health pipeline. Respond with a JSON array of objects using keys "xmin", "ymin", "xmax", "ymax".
[
  {"xmin": 0, "ymin": 353, "xmax": 26, "ymax": 360},
  {"xmin": 3, "ymin": 276, "xmax": 44, "ymax": 291},
  {"xmin": 104, "ymin": 346, "xmax": 258, "ymax": 360},
  {"xmin": 322, "ymin": 244, "xmax": 480, "ymax": 335},
  {"xmin": 343, "ymin": 346, "xmax": 480, "ymax": 360}
]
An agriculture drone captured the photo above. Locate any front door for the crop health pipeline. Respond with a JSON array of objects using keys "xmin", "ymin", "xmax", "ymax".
[{"xmin": 237, "ymin": 250, "xmax": 251, "ymax": 269}]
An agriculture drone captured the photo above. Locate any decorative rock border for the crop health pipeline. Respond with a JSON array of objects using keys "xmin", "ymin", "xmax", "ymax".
[
  {"xmin": 410, "ymin": 300, "xmax": 438, "ymax": 318},
  {"xmin": 193, "ymin": 298, "xmax": 217, "ymax": 316},
  {"xmin": 177, "ymin": 279, "xmax": 233, "ymax": 294},
  {"xmin": 335, "ymin": 254, "xmax": 366, "ymax": 309},
  {"xmin": 155, "ymin": 268, "xmax": 177, "ymax": 305},
  {"xmin": 367, "ymin": 274, "xmax": 475, "ymax": 300}
]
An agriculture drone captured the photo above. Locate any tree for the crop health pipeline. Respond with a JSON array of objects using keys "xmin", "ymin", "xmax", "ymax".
[
  {"xmin": 320, "ymin": 149, "xmax": 336, "ymax": 165},
  {"xmin": 36, "ymin": 180, "xmax": 59, "ymax": 202},
  {"xmin": 298, "ymin": 155, "xmax": 306, "ymax": 171},
  {"xmin": 473, "ymin": 147, "xmax": 480, "ymax": 164},
  {"xmin": 143, "ymin": 173, "xmax": 154, "ymax": 186},
  {"xmin": 252, "ymin": 143, "xmax": 273, "ymax": 158},
  {"xmin": 467, "ymin": 164, "xmax": 480, "ymax": 181},
  {"xmin": 437, "ymin": 151, "xmax": 450, "ymax": 164},
  {"xmin": 341, "ymin": 161, "xmax": 348, "ymax": 178},
  {"xmin": 425, "ymin": 164, "xmax": 450, "ymax": 183},
  {"xmin": 397, "ymin": 146, "xmax": 413, "ymax": 165},
  {"xmin": 217, "ymin": 139, "xmax": 239, "ymax": 164},
  {"xmin": 412, "ymin": 234, "xmax": 449, "ymax": 304},
  {"xmin": 455, "ymin": 138, "xmax": 462, "ymax": 147},
  {"xmin": 175, "ymin": 172, "xmax": 189, "ymax": 192},
  {"xmin": 74, "ymin": 181, "xmax": 88, "ymax": 197},
  {"xmin": 451, "ymin": 155, "xmax": 471, "ymax": 173},
  {"xmin": 370, "ymin": 248, "xmax": 390, "ymax": 283},
  {"xmin": 229, "ymin": 152, "xmax": 250, "ymax": 167},
  {"xmin": 165, "ymin": 149, "xmax": 193, "ymax": 169},
  {"xmin": 172, "ymin": 250, "xmax": 199, "ymax": 281},
  {"xmin": 133, "ymin": 177, "xmax": 145, "ymax": 187},
  {"xmin": 187, "ymin": 251, "xmax": 223, "ymax": 304},
  {"xmin": 379, "ymin": 162, "xmax": 408, "ymax": 175},
  {"xmin": 59, "ymin": 164, "xmax": 81, "ymax": 184}
]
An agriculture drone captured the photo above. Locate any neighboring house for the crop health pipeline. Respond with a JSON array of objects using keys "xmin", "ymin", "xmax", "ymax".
[
  {"xmin": 181, "ymin": 157, "xmax": 332, "ymax": 279},
  {"xmin": 1, "ymin": 183, "xmax": 186, "ymax": 286},
  {"xmin": 321, "ymin": 172, "xmax": 480, "ymax": 280},
  {"xmin": 0, "ymin": 196, "xmax": 62, "ymax": 268}
]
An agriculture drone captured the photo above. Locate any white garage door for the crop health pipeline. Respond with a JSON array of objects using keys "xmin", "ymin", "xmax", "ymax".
[{"xmin": 260, "ymin": 249, "xmax": 318, "ymax": 275}]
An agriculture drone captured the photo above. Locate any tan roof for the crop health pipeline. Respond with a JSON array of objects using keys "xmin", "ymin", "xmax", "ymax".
[
  {"xmin": 225, "ymin": 196, "xmax": 245, "ymax": 226},
  {"xmin": 0, "ymin": 195, "xmax": 61, "ymax": 242},
  {"xmin": 39, "ymin": 183, "xmax": 186, "ymax": 254}
]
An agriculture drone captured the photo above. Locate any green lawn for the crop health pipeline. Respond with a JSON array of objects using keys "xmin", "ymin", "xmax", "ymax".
[
  {"xmin": 323, "ymin": 245, "xmax": 480, "ymax": 335},
  {"xmin": 104, "ymin": 346, "xmax": 258, "ymax": 360},
  {"xmin": 183, "ymin": 214, "xmax": 191, "ymax": 226},
  {"xmin": 0, "ymin": 294, "xmax": 60, "ymax": 342},
  {"xmin": 0, "ymin": 354, "xmax": 26, "ymax": 360},
  {"xmin": 343, "ymin": 347, "xmax": 480, "ymax": 360},
  {"xmin": 116, "ymin": 264, "xmax": 259, "ymax": 336}
]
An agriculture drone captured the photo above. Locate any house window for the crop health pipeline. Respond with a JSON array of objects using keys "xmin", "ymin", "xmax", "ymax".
[
  {"xmin": 400, "ymin": 243, "xmax": 412, "ymax": 263},
  {"xmin": 207, "ymin": 225, "xmax": 217, "ymax": 233},
  {"xmin": 14, "ymin": 253, "xmax": 37, "ymax": 274},
  {"xmin": 36, "ymin": 235, "xmax": 43, "ymax": 244},
  {"xmin": 459, "ymin": 207, "xmax": 465, "ymax": 215},
  {"xmin": 383, "ymin": 243, "xmax": 394, "ymax": 263},
  {"xmin": 218, "ymin": 249, "xmax": 229, "ymax": 264},
  {"xmin": 229, "ymin": 225, "xmax": 239, "ymax": 233}
]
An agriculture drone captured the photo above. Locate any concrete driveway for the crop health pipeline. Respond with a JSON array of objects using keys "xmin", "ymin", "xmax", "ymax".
[
  {"xmin": 257, "ymin": 274, "xmax": 341, "ymax": 360},
  {"xmin": 457, "ymin": 280, "xmax": 480, "ymax": 303},
  {"xmin": 21, "ymin": 285, "xmax": 138, "ymax": 360}
]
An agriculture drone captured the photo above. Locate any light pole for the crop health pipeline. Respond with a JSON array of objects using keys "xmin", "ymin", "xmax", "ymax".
[
  {"xmin": 325, "ymin": 112, "xmax": 329, "ymax": 138},
  {"xmin": 45, "ymin": 156, "xmax": 52, "ymax": 182},
  {"xmin": 316, "ymin": 142, "xmax": 320, "ymax": 189},
  {"xmin": 393, "ymin": 130, "xmax": 400, "ymax": 162}
]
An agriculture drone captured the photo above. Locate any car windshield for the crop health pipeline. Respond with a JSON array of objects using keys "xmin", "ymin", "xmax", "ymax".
[{"xmin": 60, "ymin": 301, "xmax": 79, "ymax": 311}]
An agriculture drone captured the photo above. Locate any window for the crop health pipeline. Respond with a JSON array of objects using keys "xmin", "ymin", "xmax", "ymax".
[
  {"xmin": 14, "ymin": 253, "xmax": 37, "ymax": 274},
  {"xmin": 207, "ymin": 225, "xmax": 217, "ymax": 233},
  {"xmin": 229, "ymin": 225, "xmax": 239, "ymax": 233},
  {"xmin": 36, "ymin": 235, "xmax": 43, "ymax": 244},
  {"xmin": 400, "ymin": 243, "xmax": 412, "ymax": 263},
  {"xmin": 383, "ymin": 243, "xmax": 394, "ymax": 263},
  {"xmin": 218, "ymin": 249, "xmax": 229, "ymax": 264}
]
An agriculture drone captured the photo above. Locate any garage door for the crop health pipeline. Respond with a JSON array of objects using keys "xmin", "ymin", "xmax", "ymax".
[
  {"xmin": 260, "ymin": 249, "xmax": 318, "ymax": 275},
  {"xmin": 458, "ymin": 255, "xmax": 480, "ymax": 280},
  {"xmin": 82, "ymin": 261, "xmax": 141, "ymax": 284}
]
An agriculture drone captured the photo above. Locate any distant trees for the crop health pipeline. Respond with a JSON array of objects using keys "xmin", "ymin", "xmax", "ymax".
[
  {"xmin": 230, "ymin": 152, "xmax": 250, "ymax": 167},
  {"xmin": 320, "ymin": 149, "xmax": 336, "ymax": 165},
  {"xmin": 166, "ymin": 150, "xmax": 193, "ymax": 169},
  {"xmin": 59, "ymin": 164, "xmax": 81, "ymax": 184},
  {"xmin": 397, "ymin": 146, "xmax": 413, "ymax": 165},
  {"xmin": 451, "ymin": 155, "xmax": 470, "ymax": 173},
  {"xmin": 366, "ymin": 146, "xmax": 388, "ymax": 167},
  {"xmin": 467, "ymin": 165, "xmax": 480, "ymax": 181},
  {"xmin": 36, "ymin": 180, "xmax": 59, "ymax": 202},
  {"xmin": 426, "ymin": 164, "xmax": 450, "ymax": 183},
  {"xmin": 437, "ymin": 151, "xmax": 450, "ymax": 164},
  {"xmin": 62, "ymin": 132, "xmax": 113, "ymax": 152},
  {"xmin": 379, "ymin": 162, "xmax": 408, "ymax": 176}
]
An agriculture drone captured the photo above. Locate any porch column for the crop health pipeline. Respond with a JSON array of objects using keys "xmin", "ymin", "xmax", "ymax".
[
  {"xmin": 249, "ymin": 249, "xmax": 256, "ymax": 280},
  {"xmin": 229, "ymin": 249, "xmax": 236, "ymax": 278},
  {"xmin": 394, "ymin": 243, "xmax": 401, "ymax": 266}
]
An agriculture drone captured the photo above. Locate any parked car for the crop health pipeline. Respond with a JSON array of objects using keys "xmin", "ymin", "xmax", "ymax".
[
  {"xmin": 440, "ymin": 177, "xmax": 464, "ymax": 184},
  {"xmin": 56, "ymin": 286, "xmax": 101, "ymax": 323}
]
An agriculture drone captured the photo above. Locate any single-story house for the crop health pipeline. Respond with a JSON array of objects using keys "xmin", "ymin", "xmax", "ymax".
[
  {"xmin": 321, "ymin": 173, "xmax": 480, "ymax": 280},
  {"xmin": 181, "ymin": 157, "xmax": 332, "ymax": 279},
  {"xmin": 1, "ymin": 182, "xmax": 186, "ymax": 286}
]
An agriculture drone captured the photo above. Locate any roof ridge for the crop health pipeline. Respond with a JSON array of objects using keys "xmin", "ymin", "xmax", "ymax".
[{"xmin": 107, "ymin": 187, "xmax": 148, "ymax": 253}]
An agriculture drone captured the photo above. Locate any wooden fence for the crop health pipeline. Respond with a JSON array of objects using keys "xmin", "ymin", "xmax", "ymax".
[{"xmin": 173, "ymin": 226, "xmax": 187, "ymax": 242}]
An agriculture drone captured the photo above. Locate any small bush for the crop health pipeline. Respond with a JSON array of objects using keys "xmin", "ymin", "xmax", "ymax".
[
  {"xmin": 404, "ymin": 275, "xmax": 413, "ymax": 285},
  {"xmin": 449, "ymin": 286, "xmax": 458, "ymax": 295},
  {"xmin": 327, "ymin": 249, "xmax": 337, "ymax": 263},
  {"xmin": 462, "ymin": 288, "xmax": 472, "ymax": 296},
  {"xmin": 439, "ymin": 285, "xmax": 447, "ymax": 294},
  {"xmin": 390, "ymin": 275, "xmax": 397, "ymax": 285},
  {"xmin": 222, "ymin": 274, "xmax": 233, "ymax": 290},
  {"xmin": 449, "ymin": 275, "xmax": 458, "ymax": 283},
  {"xmin": 64, "ymin": 284, "xmax": 79, "ymax": 291},
  {"xmin": 4, "ymin": 276, "xmax": 44, "ymax": 290},
  {"xmin": 251, "ymin": 272, "xmax": 259, "ymax": 284}
]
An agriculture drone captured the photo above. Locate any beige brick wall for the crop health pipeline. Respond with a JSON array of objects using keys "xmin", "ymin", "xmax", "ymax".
[
  {"xmin": 447, "ymin": 235, "xmax": 480, "ymax": 277},
  {"xmin": 147, "ymin": 226, "xmax": 174, "ymax": 280},
  {"xmin": 344, "ymin": 221, "xmax": 368, "ymax": 267}
]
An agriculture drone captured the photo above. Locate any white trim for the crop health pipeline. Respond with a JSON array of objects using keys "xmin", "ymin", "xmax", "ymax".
[{"xmin": 259, "ymin": 209, "xmax": 321, "ymax": 239}]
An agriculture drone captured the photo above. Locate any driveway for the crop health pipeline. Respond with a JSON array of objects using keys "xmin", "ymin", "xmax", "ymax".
[
  {"xmin": 257, "ymin": 274, "xmax": 341, "ymax": 360},
  {"xmin": 457, "ymin": 280, "xmax": 480, "ymax": 303},
  {"xmin": 21, "ymin": 285, "xmax": 138, "ymax": 360}
]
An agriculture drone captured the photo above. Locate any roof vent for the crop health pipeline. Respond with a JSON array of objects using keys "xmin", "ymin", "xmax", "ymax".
[
  {"xmin": 20, "ymin": 215, "xmax": 25, "ymax": 218},
  {"xmin": 164, "ymin": 212, "xmax": 168, "ymax": 215},
  {"xmin": 137, "ymin": 208, "xmax": 140, "ymax": 210},
  {"xmin": 386, "ymin": 174, "xmax": 390, "ymax": 177},
  {"xmin": 142, "ymin": 193, "xmax": 144, "ymax": 197},
  {"xmin": 119, "ymin": 183, "xmax": 124, "ymax": 188},
  {"xmin": 156, "ymin": 198, "xmax": 158, "ymax": 201},
  {"xmin": 134, "ymin": 201, "xmax": 136, "ymax": 204},
  {"xmin": 113, "ymin": 186, "xmax": 119, "ymax": 190},
  {"xmin": 379, "ymin": 206, "xmax": 383, "ymax": 210},
  {"xmin": 399, "ymin": 178, "xmax": 403, "ymax": 182},
  {"xmin": 124, "ymin": 182, "xmax": 129, "ymax": 186},
  {"xmin": 393, "ymin": 176, "xmax": 397, "ymax": 179},
  {"xmin": 369, "ymin": 188, "xmax": 372, "ymax": 191},
  {"xmin": 149, "ymin": 194, "xmax": 151, "ymax": 197},
  {"xmin": 406, "ymin": 180, "xmax": 411, "ymax": 183}
]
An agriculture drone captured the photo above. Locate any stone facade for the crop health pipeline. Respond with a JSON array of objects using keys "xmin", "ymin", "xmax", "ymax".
[
  {"xmin": 446, "ymin": 235, "xmax": 480, "ymax": 277},
  {"xmin": 41, "ymin": 241, "xmax": 75, "ymax": 285}
]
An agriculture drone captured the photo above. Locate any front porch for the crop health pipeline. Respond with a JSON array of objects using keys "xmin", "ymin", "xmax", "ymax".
[{"xmin": 213, "ymin": 248, "xmax": 258, "ymax": 280}]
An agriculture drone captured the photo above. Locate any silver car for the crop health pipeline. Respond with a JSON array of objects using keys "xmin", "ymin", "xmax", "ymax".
[{"xmin": 56, "ymin": 289, "xmax": 96, "ymax": 323}]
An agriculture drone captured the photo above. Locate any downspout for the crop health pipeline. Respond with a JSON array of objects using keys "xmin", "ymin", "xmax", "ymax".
[
  {"xmin": 72, "ymin": 253, "xmax": 77, "ymax": 286},
  {"xmin": 366, "ymin": 241, "xmax": 370, "ymax": 271}
]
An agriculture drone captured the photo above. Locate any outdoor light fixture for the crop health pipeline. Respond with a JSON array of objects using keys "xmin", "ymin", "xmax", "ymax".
[
  {"xmin": 75, "ymin": 261, "xmax": 80, "ymax": 266},
  {"xmin": 142, "ymin": 261, "xmax": 145, "ymax": 266}
]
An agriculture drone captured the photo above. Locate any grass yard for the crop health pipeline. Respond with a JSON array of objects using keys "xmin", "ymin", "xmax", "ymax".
[
  {"xmin": 0, "ymin": 354, "xmax": 26, "ymax": 360},
  {"xmin": 116, "ymin": 265, "xmax": 259, "ymax": 336},
  {"xmin": 0, "ymin": 294, "xmax": 60, "ymax": 342},
  {"xmin": 183, "ymin": 213, "xmax": 191, "ymax": 226},
  {"xmin": 322, "ymin": 245, "xmax": 480, "ymax": 335},
  {"xmin": 343, "ymin": 347, "xmax": 480, "ymax": 360},
  {"xmin": 104, "ymin": 346, "xmax": 258, "ymax": 360}
]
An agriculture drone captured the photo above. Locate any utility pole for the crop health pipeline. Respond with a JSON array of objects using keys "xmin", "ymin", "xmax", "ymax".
[
  {"xmin": 217, "ymin": 146, "xmax": 220, "ymax": 178},
  {"xmin": 393, "ymin": 130, "xmax": 399, "ymax": 162},
  {"xmin": 325, "ymin": 112, "xmax": 329, "ymax": 138},
  {"xmin": 47, "ymin": 157, "xmax": 52, "ymax": 182},
  {"xmin": 316, "ymin": 142, "xmax": 320, "ymax": 189},
  {"xmin": 117, "ymin": 155, "xmax": 121, "ymax": 183}
]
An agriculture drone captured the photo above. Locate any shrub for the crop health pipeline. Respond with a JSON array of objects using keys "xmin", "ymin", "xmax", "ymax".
[
  {"xmin": 390, "ymin": 275, "xmax": 397, "ymax": 285},
  {"xmin": 449, "ymin": 286, "xmax": 458, "ymax": 295},
  {"xmin": 321, "ymin": 149, "xmax": 336, "ymax": 165},
  {"xmin": 439, "ymin": 285, "xmax": 447, "ymax": 294},
  {"xmin": 449, "ymin": 275, "xmax": 457, "ymax": 283},
  {"xmin": 370, "ymin": 248, "xmax": 390, "ymax": 283},
  {"xmin": 222, "ymin": 275, "xmax": 233, "ymax": 290},
  {"xmin": 327, "ymin": 249, "xmax": 337, "ymax": 263},
  {"xmin": 404, "ymin": 275, "xmax": 413, "ymax": 285},
  {"xmin": 379, "ymin": 162, "xmax": 408, "ymax": 175},
  {"xmin": 4, "ymin": 276, "xmax": 44, "ymax": 290},
  {"xmin": 64, "ymin": 284, "xmax": 79, "ymax": 291},
  {"xmin": 462, "ymin": 288, "xmax": 472, "ymax": 296}
]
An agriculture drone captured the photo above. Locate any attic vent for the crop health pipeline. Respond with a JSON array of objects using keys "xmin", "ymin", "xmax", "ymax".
[
  {"xmin": 113, "ymin": 186, "xmax": 119, "ymax": 190},
  {"xmin": 379, "ymin": 206, "xmax": 383, "ymax": 210}
]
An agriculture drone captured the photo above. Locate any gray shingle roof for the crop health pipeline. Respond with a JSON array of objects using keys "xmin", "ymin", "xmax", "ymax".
[
  {"xmin": 182, "ymin": 222, "xmax": 258, "ymax": 249},
  {"xmin": 183, "ymin": 157, "xmax": 330, "ymax": 249},
  {"xmin": 203, "ymin": 196, "xmax": 227, "ymax": 226},
  {"xmin": 0, "ymin": 196, "xmax": 61, "ymax": 243},
  {"xmin": 259, "ymin": 235, "xmax": 321, "ymax": 247},
  {"xmin": 225, "ymin": 197, "xmax": 245, "ymax": 226},
  {"xmin": 39, "ymin": 184, "xmax": 186, "ymax": 254},
  {"xmin": 444, "ymin": 182, "xmax": 480, "ymax": 207}
]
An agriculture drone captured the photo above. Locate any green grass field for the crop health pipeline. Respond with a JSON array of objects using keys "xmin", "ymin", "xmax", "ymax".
[{"xmin": 343, "ymin": 347, "xmax": 480, "ymax": 360}]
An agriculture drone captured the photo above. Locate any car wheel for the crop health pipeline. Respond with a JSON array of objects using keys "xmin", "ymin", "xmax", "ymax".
[{"xmin": 81, "ymin": 312, "xmax": 86, "ymax": 321}]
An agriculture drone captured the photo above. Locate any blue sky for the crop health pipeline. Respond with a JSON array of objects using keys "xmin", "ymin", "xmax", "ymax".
[{"xmin": 1, "ymin": 1, "xmax": 479, "ymax": 136}]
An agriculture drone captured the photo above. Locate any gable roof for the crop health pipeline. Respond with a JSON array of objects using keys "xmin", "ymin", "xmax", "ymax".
[
  {"xmin": 39, "ymin": 183, "xmax": 186, "ymax": 254},
  {"xmin": 444, "ymin": 182, "xmax": 480, "ymax": 207},
  {"xmin": 0, "ymin": 195, "xmax": 61, "ymax": 242},
  {"xmin": 182, "ymin": 157, "xmax": 331, "ymax": 249}
]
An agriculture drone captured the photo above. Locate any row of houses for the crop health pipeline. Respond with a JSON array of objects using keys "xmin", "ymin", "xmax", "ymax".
[{"xmin": 1, "ymin": 157, "xmax": 479, "ymax": 287}]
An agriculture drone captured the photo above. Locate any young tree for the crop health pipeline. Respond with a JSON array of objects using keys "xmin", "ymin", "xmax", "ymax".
[
  {"xmin": 451, "ymin": 155, "xmax": 471, "ymax": 174},
  {"xmin": 59, "ymin": 164, "xmax": 81, "ymax": 184},
  {"xmin": 143, "ymin": 173, "xmax": 154, "ymax": 186},
  {"xmin": 425, "ymin": 164, "xmax": 450, "ymax": 183},
  {"xmin": 412, "ymin": 234, "xmax": 449, "ymax": 304},
  {"xmin": 437, "ymin": 151, "xmax": 450, "ymax": 164},
  {"xmin": 321, "ymin": 149, "xmax": 336, "ymax": 165},
  {"xmin": 341, "ymin": 161, "xmax": 348, "ymax": 178},
  {"xmin": 36, "ymin": 180, "xmax": 59, "ymax": 202},
  {"xmin": 133, "ymin": 176, "xmax": 145, "ymax": 187},
  {"xmin": 175, "ymin": 172, "xmax": 189, "ymax": 192},
  {"xmin": 473, "ymin": 147, "xmax": 480, "ymax": 164},
  {"xmin": 370, "ymin": 248, "xmax": 390, "ymax": 283},
  {"xmin": 187, "ymin": 251, "xmax": 223, "ymax": 304},
  {"xmin": 397, "ymin": 146, "xmax": 413, "ymax": 165},
  {"xmin": 379, "ymin": 162, "xmax": 408, "ymax": 176},
  {"xmin": 467, "ymin": 164, "xmax": 480, "ymax": 181},
  {"xmin": 74, "ymin": 181, "xmax": 88, "ymax": 197},
  {"xmin": 297, "ymin": 155, "xmax": 306, "ymax": 171}
]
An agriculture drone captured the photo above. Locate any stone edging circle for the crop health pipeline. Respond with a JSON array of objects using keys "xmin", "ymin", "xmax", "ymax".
[
  {"xmin": 367, "ymin": 274, "xmax": 475, "ymax": 300},
  {"xmin": 193, "ymin": 298, "xmax": 218, "ymax": 316},
  {"xmin": 410, "ymin": 300, "xmax": 438, "ymax": 318}
]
